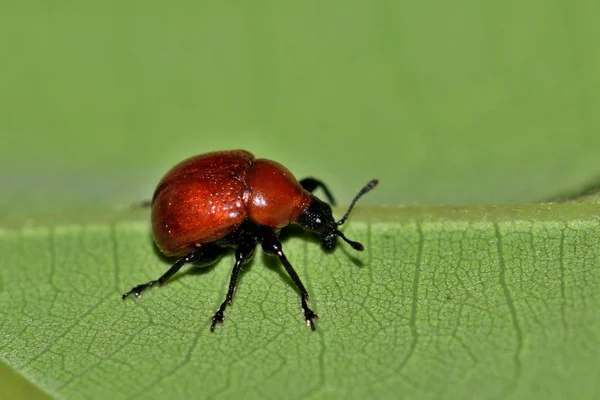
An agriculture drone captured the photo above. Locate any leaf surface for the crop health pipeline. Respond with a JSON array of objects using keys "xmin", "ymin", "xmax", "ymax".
[{"xmin": 1, "ymin": 205, "xmax": 599, "ymax": 399}]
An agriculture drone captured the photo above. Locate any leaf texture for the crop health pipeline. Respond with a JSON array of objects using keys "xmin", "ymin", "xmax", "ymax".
[{"xmin": 1, "ymin": 206, "xmax": 599, "ymax": 399}]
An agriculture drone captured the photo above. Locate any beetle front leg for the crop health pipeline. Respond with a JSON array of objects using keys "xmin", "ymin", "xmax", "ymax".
[
  {"xmin": 299, "ymin": 177, "xmax": 336, "ymax": 206},
  {"xmin": 261, "ymin": 231, "xmax": 318, "ymax": 330}
]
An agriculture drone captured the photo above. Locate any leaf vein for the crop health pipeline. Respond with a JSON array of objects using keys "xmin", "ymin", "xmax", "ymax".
[
  {"xmin": 395, "ymin": 223, "xmax": 423, "ymax": 374},
  {"xmin": 494, "ymin": 223, "xmax": 523, "ymax": 398}
]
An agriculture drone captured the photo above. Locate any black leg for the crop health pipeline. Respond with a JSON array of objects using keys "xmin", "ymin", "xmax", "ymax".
[
  {"xmin": 299, "ymin": 177, "xmax": 336, "ymax": 206},
  {"xmin": 122, "ymin": 244, "xmax": 225, "ymax": 300},
  {"xmin": 211, "ymin": 240, "xmax": 256, "ymax": 331},
  {"xmin": 261, "ymin": 231, "xmax": 318, "ymax": 330},
  {"xmin": 132, "ymin": 200, "xmax": 152, "ymax": 209}
]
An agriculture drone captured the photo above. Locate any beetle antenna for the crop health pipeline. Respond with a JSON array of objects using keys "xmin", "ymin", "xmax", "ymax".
[
  {"xmin": 336, "ymin": 230, "xmax": 364, "ymax": 251},
  {"xmin": 336, "ymin": 179, "xmax": 379, "ymax": 226}
]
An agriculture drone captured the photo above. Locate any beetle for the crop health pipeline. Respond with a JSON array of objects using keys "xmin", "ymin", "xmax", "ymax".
[{"xmin": 122, "ymin": 149, "xmax": 378, "ymax": 331}]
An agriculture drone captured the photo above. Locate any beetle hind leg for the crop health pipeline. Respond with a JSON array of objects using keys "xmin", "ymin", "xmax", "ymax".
[
  {"xmin": 122, "ymin": 280, "xmax": 158, "ymax": 299},
  {"xmin": 122, "ymin": 244, "xmax": 225, "ymax": 300},
  {"xmin": 132, "ymin": 199, "xmax": 152, "ymax": 209}
]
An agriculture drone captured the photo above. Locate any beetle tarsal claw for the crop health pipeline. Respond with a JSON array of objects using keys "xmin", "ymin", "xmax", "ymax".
[
  {"xmin": 304, "ymin": 310, "xmax": 318, "ymax": 331},
  {"xmin": 210, "ymin": 311, "xmax": 225, "ymax": 332}
]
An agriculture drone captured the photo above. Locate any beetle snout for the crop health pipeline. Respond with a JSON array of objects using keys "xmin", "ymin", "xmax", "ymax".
[{"xmin": 322, "ymin": 232, "xmax": 338, "ymax": 250}]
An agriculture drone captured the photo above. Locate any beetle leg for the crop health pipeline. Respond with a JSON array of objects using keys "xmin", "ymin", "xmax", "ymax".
[
  {"xmin": 122, "ymin": 244, "xmax": 224, "ymax": 300},
  {"xmin": 299, "ymin": 177, "xmax": 336, "ymax": 206},
  {"xmin": 132, "ymin": 200, "xmax": 152, "ymax": 209},
  {"xmin": 210, "ymin": 241, "xmax": 256, "ymax": 331},
  {"xmin": 261, "ymin": 231, "xmax": 318, "ymax": 330}
]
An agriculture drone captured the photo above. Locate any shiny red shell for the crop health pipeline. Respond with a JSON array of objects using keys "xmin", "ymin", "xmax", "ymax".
[{"xmin": 151, "ymin": 150, "xmax": 312, "ymax": 257}]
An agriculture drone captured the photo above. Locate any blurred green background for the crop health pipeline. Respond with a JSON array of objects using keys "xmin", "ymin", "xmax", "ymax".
[{"xmin": 1, "ymin": 0, "xmax": 599, "ymax": 212}]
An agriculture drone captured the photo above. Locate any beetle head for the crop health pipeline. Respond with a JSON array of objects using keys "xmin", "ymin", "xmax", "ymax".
[{"xmin": 298, "ymin": 179, "xmax": 378, "ymax": 251}]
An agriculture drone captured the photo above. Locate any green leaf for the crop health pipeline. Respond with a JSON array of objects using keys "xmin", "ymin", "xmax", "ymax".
[{"xmin": 1, "ymin": 205, "xmax": 599, "ymax": 399}]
